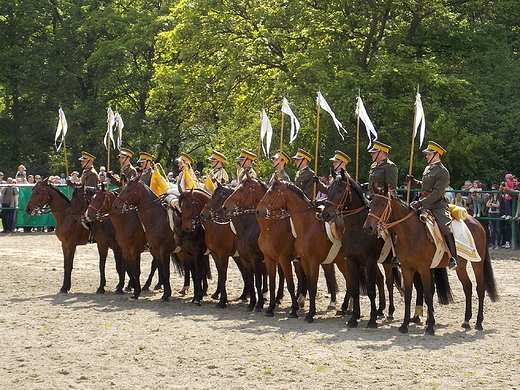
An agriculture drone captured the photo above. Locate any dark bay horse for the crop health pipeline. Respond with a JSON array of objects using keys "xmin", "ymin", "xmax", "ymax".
[
  {"xmin": 25, "ymin": 179, "xmax": 90, "ymax": 293},
  {"xmin": 199, "ymin": 181, "xmax": 250, "ymax": 308},
  {"xmin": 256, "ymin": 176, "xmax": 349, "ymax": 323},
  {"xmin": 363, "ymin": 185, "xmax": 498, "ymax": 334},
  {"xmin": 85, "ymin": 187, "xmax": 159, "ymax": 299},
  {"xmin": 172, "ymin": 187, "xmax": 212, "ymax": 305},
  {"xmin": 112, "ymin": 176, "xmax": 180, "ymax": 301},
  {"xmin": 321, "ymin": 171, "xmax": 398, "ymax": 328},
  {"xmin": 69, "ymin": 185, "xmax": 125, "ymax": 294}
]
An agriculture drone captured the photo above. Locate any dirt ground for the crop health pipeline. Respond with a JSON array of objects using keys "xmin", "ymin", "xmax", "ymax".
[{"xmin": 1, "ymin": 232, "xmax": 519, "ymax": 390}]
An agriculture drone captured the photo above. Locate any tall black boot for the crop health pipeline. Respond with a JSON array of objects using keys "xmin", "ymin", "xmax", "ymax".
[
  {"xmin": 444, "ymin": 233, "xmax": 458, "ymax": 270},
  {"xmin": 390, "ymin": 232, "xmax": 401, "ymax": 268}
]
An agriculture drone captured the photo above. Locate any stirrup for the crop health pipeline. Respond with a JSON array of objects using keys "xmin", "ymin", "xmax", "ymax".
[
  {"xmin": 391, "ymin": 257, "xmax": 401, "ymax": 268},
  {"xmin": 448, "ymin": 257, "xmax": 458, "ymax": 270}
]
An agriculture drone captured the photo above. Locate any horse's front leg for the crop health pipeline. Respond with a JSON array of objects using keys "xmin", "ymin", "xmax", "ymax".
[
  {"xmin": 264, "ymin": 258, "xmax": 278, "ymax": 317},
  {"xmin": 366, "ymin": 262, "xmax": 379, "ymax": 329},
  {"xmin": 253, "ymin": 256, "xmax": 265, "ymax": 312},
  {"xmin": 159, "ymin": 251, "xmax": 172, "ymax": 301},
  {"xmin": 95, "ymin": 243, "xmax": 109, "ymax": 294},
  {"xmin": 345, "ymin": 261, "xmax": 360, "ymax": 328},
  {"xmin": 60, "ymin": 244, "xmax": 75, "ymax": 293},
  {"xmin": 302, "ymin": 260, "xmax": 319, "ymax": 323},
  {"xmin": 421, "ymin": 269, "xmax": 436, "ymax": 336},
  {"xmin": 455, "ymin": 260, "xmax": 473, "ymax": 329},
  {"xmin": 399, "ymin": 267, "xmax": 415, "ymax": 333},
  {"xmin": 112, "ymin": 245, "xmax": 125, "ymax": 294}
]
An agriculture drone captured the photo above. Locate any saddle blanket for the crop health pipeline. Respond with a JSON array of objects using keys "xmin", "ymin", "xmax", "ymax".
[{"xmin": 292, "ymin": 220, "xmax": 341, "ymax": 265}]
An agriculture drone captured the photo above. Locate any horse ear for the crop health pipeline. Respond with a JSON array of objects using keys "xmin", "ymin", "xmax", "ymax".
[
  {"xmin": 178, "ymin": 184, "xmax": 184, "ymax": 195},
  {"xmin": 340, "ymin": 168, "xmax": 346, "ymax": 181},
  {"xmin": 189, "ymin": 186, "xmax": 194, "ymax": 196},
  {"xmin": 42, "ymin": 177, "xmax": 49, "ymax": 185},
  {"xmin": 216, "ymin": 180, "xmax": 223, "ymax": 189},
  {"xmin": 384, "ymin": 182, "xmax": 389, "ymax": 195},
  {"xmin": 371, "ymin": 182, "xmax": 378, "ymax": 194},
  {"xmin": 274, "ymin": 174, "xmax": 281, "ymax": 184},
  {"xmin": 245, "ymin": 170, "xmax": 252, "ymax": 181}
]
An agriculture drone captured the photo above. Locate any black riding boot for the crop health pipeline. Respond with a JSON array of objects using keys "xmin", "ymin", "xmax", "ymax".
[
  {"xmin": 444, "ymin": 233, "xmax": 458, "ymax": 270},
  {"xmin": 390, "ymin": 232, "xmax": 401, "ymax": 268}
]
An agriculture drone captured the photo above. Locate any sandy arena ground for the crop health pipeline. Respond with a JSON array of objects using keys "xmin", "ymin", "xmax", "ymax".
[{"xmin": 1, "ymin": 232, "xmax": 519, "ymax": 389}]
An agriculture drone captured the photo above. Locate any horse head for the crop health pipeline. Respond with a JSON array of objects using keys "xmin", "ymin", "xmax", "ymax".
[
  {"xmin": 256, "ymin": 175, "xmax": 287, "ymax": 219},
  {"xmin": 70, "ymin": 184, "xmax": 95, "ymax": 226},
  {"xmin": 222, "ymin": 173, "xmax": 266, "ymax": 216},
  {"xmin": 322, "ymin": 169, "xmax": 367, "ymax": 223},
  {"xmin": 25, "ymin": 178, "xmax": 68, "ymax": 215},
  {"xmin": 200, "ymin": 181, "xmax": 233, "ymax": 222},
  {"xmin": 177, "ymin": 189, "xmax": 209, "ymax": 235},
  {"xmin": 112, "ymin": 176, "xmax": 145, "ymax": 213},
  {"xmin": 85, "ymin": 188, "xmax": 115, "ymax": 222}
]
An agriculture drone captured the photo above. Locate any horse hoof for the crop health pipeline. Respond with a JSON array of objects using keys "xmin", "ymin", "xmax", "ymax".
[
  {"xmin": 367, "ymin": 322, "xmax": 378, "ymax": 329},
  {"xmin": 462, "ymin": 322, "xmax": 471, "ymax": 329},
  {"xmin": 160, "ymin": 296, "xmax": 169, "ymax": 302},
  {"xmin": 96, "ymin": 288, "xmax": 105, "ymax": 294},
  {"xmin": 304, "ymin": 317, "xmax": 314, "ymax": 323},
  {"xmin": 125, "ymin": 286, "xmax": 133, "ymax": 292},
  {"xmin": 245, "ymin": 306, "xmax": 254, "ymax": 312},
  {"xmin": 211, "ymin": 293, "xmax": 219, "ymax": 300},
  {"xmin": 410, "ymin": 315, "xmax": 421, "ymax": 324},
  {"xmin": 215, "ymin": 302, "xmax": 227, "ymax": 309},
  {"xmin": 425, "ymin": 327, "xmax": 435, "ymax": 336},
  {"xmin": 345, "ymin": 309, "xmax": 353, "ymax": 315},
  {"xmin": 130, "ymin": 295, "xmax": 138, "ymax": 300},
  {"xmin": 387, "ymin": 315, "xmax": 394, "ymax": 321},
  {"xmin": 192, "ymin": 301, "xmax": 202, "ymax": 306},
  {"xmin": 335, "ymin": 310, "xmax": 345, "ymax": 316},
  {"xmin": 59, "ymin": 289, "xmax": 68, "ymax": 294},
  {"xmin": 153, "ymin": 284, "xmax": 162, "ymax": 291},
  {"xmin": 475, "ymin": 323, "xmax": 483, "ymax": 331},
  {"xmin": 254, "ymin": 307, "xmax": 263, "ymax": 313},
  {"xmin": 347, "ymin": 321, "xmax": 358, "ymax": 329},
  {"xmin": 398, "ymin": 326, "xmax": 409, "ymax": 334},
  {"xmin": 264, "ymin": 311, "xmax": 274, "ymax": 317},
  {"xmin": 288, "ymin": 313, "xmax": 298, "ymax": 319},
  {"xmin": 115, "ymin": 290, "xmax": 124, "ymax": 295},
  {"xmin": 141, "ymin": 286, "xmax": 150, "ymax": 292}
]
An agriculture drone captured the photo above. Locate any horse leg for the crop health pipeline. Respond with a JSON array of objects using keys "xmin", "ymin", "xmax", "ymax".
[
  {"xmin": 294, "ymin": 261, "xmax": 307, "ymax": 309},
  {"xmin": 365, "ymin": 261, "xmax": 379, "ymax": 329},
  {"xmin": 60, "ymin": 244, "xmax": 75, "ymax": 293},
  {"xmin": 130, "ymin": 252, "xmax": 142, "ymax": 299},
  {"xmin": 160, "ymin": 252, "xmax": 172, "ymax": 301},
  {"xmin": 399, "ymin": 267, "xmax": 415, "ymax": 334},
  {"xmin": 421, "ymin": 269, "xmax": 436, "ymax": 336},
  {"xmin": 279, "ymin": 258, "xmax": 299, "ymax": 319},
  {"xmin": 190, "ymin": 249, "xmax": 205, "ymax": 305},
  {"xmin": 142, "ymin": 256, "xmax": 159, "ymax": 292},
  {"xmin": 264, "ymin": 258, "xmax": 278, "ymax": 317},
  {"xmin": 410, "ymin": 271, "xmax": 424, "ymax": 324},
  {"xmin": 95, "ymin": 243, "xmax": 109, "ymax": 294},
  {"xmin": 375, "ymin": 266, "xmax": 386, "ymax": 317},
  {"xmin": 382, "ymin": 263, "xmax": 395, "ymax": 320},
  {"xmin": 233, "ymin": 256, "xmax": 249, "ymax": 302},
  {"xmin": 253, "ymin": 256, "xmax": 265, "ymax": 312},
  {"xmin": 213, "ymin": 253, "xmax": 230, "ymax": 308},
  {"xmin": 455, "ymin": 258, "xmax": 473, "ymax": 329},
  {"xmin": 112, "ymin": 245, "xmax": 125, "ymax": 295},
  {"xmin": 321, "ymin": 263, "xmax": 337, "ymax": 310},
  {"xmin": 302, "ymin": 260, "xmax": 319, "ymax": 323},
  {"xmin": 341, "ymin": 260, "xmax": 360, "ymax": 328},
  {"xmin": 276, "ymin": 265, "xmax": 285, "ymax": 304},
  {"xmin": 244, "ymin": 261, "xmax": 256, "ymax": 312}
]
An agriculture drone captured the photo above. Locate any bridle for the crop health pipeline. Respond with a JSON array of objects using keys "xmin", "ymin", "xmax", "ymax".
[
  {"xmin": 70, "ymin": 189, "xmax": 92, "ymax": 224},
  {"xmin": 86, "ymin": 190, "xmax": 114, "ymax": 221},
  {"xmin": 26, "ymin": 184, "xmax": 66, "ymax": 215},
  {"xmin": 177, "ymin": 193, "xmax": 204, "ymax": 237},
  {"xmin": 257, "ymin": 182, "xmax": 314, "ymax": 220},
  {"xmin": 324, "ymin": 178, "xmax": 368, "ymax": 220},
  {"xmin": 117, "ymin": 180, "xmax": 164, "ymax": 213},
  {"xmin": 201, "ymin": 188, "xmax": 232, "ymax": 224},
  {"xmin": 225, "ymin": 179, "xmax": 263, "ymax": 216},
  {"xmin": 367, "ymin": 192, "xmax": 415, "ymax": 235}
]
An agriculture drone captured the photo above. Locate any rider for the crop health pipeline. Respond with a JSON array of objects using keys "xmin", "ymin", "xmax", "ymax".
[
  {"xmin": 236, "ymin": 150, "xmax": 257, "ymax": 182},
  {"xmin": 176, "ymin": 153, "xmax": 197, "ymax": 191},
  {"xmin": 78, "ymin": 151, "xmax": 99, "ymax": 187},
  {"xmin": 406, "ymin": 141, "xmax": 458, "ymax": 270},
  {"xmin": 136, "ymin": 152, "xmax": 154, "ymax": 187},
  {"xmin": 270, "ymin": 150, "xmax": 291, "ymax": 183},
  {"xmin": 292, "ymin": 148, "xmax": 327, "ymax": 200},
  {"xmin": 109, "ymin": 147, "xmax": 137, "ymax": 187},
  {"xmin": 363, "ymin": 141, "xmax": 400, "ymax": 267},
  {"xmin": 330, "ymin": 150, "xmax": 351, "ymax": 176},
  {"xmin": 204, "ymin": 151, "xmax": 229, "ymax": 194}
]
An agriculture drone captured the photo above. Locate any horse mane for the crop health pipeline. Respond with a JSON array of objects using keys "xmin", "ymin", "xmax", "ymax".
[
  {"xmin": 391, "ymin": 191, "xmax": 413, "ymax": 210},
  {"xmin": 343, "ymin": 173, "xmax": 368, "ymax": 206},
  {"xmin": 47, "ymin": 183, "xmax": 71, "ymax": 203},
  {"xmin": 283, "ymin": 181, "xmax": 308, "ymax": 202},
  {"xmin": 73, "ymin": 186, "xmax": 97, "ymax": 198}
]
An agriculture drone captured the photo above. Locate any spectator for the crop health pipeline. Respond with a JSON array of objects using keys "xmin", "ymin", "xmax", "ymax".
[
  {"xmin": 69, "ymin": 171, "xmax": 80, "ymax": 184},
  {"xmin": 229, "ymin": 172, "xmax": 238, "ymax": 187},
  {"xmin": 167, "ymin": 172, "xmax": 175, "ymax": 183},
  {"xmin": 34, "ymin": 175, "xmax": 42, "ymax": 183},
  {"xmin": 27, "ymin": 175, "xmax": 35, "ymax": 184},
  {"xmin": 461, "ymin": 180, "xmax": 472, "ymax": 202},
  {"xmin": 450, "ymin": 192, "xmax": 467, "ymax": 208},
  {"xmin": 500, "ymin": 181, "xmax": 513, "ymax": 219},
  {"xmin": 60, "ymin": 173, "xmax": 67, "ymax": 184},
  {"xmin": 469, "ymin": 180, "xmax": 483, "ymax": 217},
  {"xmin": 15, "ymin": 165, "xmax": 27, "ymax": 183},
  {"xmin": 98, "ymin": 166, "xmax": 107, "ymax": 181},
  {"xmin": 486, "ymin": 184, "xmax": 502, "ymax": 249},
  {"xmin": 1, "ymin": 177, "xmax": 19, "ymax": 233},
  {"xmin": 0, "ymin": 172, "xmax": 5, "ymax": 184},
  {"xmin": 445, "ymin": 182, "xmax": 455, "ymax": 203}
]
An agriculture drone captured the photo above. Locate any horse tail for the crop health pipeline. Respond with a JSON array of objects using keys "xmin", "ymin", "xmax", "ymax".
[
  {"xmin": 483, "ymin": 246, "xmax": 499, "ymax": 302},
  {"xmin": 433, "ymin": 268, "xmax": 454, "ymax": 305},
  {"xmin": 392, "ymin": 266, "xmax": 404, "ymax": 295},
  {"xmin": 171, "ymin": 252, "xmax": 184, "ymax": 276},
  {"xmin": 203, "ymin": 254, "xmax": 212, "ymax": 280},
  {"xmin": 359, "ymin": 265, "xmax": 368, "ymax": 296}
]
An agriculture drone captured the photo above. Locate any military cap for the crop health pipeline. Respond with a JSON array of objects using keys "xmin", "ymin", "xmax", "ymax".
[
  {"xmin": 176, "ymin": 152, "xmax": 194, "ymax": 165},
  {"xmin": 368, "ymin": 141, "xmax": 391, "ymax": 154},
  {"xmin": 292, "ymin": 148, "xmax": 313, "ymax": 161},
  {"xmin": 423, "ymin": 141, "xmax": 446, "ymax": 155},
  {"xmin": 271, "ymin": 150, "xmax": 290, "ymax": 164},
  {"xmin": 118, "ymin": 147, "xmax": 134, "ymax": 158},
  {"xmin": 329, "ymin": 150, "xmax": 351, "ymax": 165},
  {"xmin": 137, "ymin": 152, "xmax": 155, "ymax": 162},
  {"xmin": 236, "ymin": 150, "xmax": 257, "ymax": 161},
  {"xmin": 208, "ymin": 151, "xmax": 227, "ymax": 163},
  {"xmin": 78, "ymin": 151, "xmax": 96, "ymax": 161}
]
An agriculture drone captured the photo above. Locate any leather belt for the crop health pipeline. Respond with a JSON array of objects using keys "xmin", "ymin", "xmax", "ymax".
[{"xmin": 422, "ymin": 191, "xmax": 445, "ymax": 197}]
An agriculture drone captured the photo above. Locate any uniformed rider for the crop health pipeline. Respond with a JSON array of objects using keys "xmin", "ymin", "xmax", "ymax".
[
  {"xmin": 176, "ymin": 153, "xmax": 197, "ymax": 192},
  {"xmin": 204, "ymin": 151, "xmax": 229, "ymax": 194},
  {"xmin": 136, "ymin": 152, "xmax": 154, "ymax": 187},
  {"xmin": 406, "ymin": 141, "xmax": 458, "ymax": 270},
  {"xmin": 270, "ymin": 150, "xmax": 291, "ymax": 183},
  {"xmin": 292, "ymin": 149, "xmax": 327, "ymax": 200},
  {"xmin": 78, "ymin": 151, "xmax": 98, "ymax": 187},
  {"xmin": 236, "ymin": 150, "xmax": 257, "ymax": 182},
  {"xmin": 109, "ymin": 147, "xmax": 137, "ymax": 187},
  {"xmin": 330, "ymin": 150, "xmax": 351, "ymax": 176}
]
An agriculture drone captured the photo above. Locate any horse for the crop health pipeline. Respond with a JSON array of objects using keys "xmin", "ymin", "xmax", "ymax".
[
  {"xmin": 256, "ymin": 175, "xmax": 350, "ymax": 323},
  {"xmin": 112, "ymin": 176, "xmax": 180, "ymax": 301},
  {"xmin": 25, "ymin": 178, "xmax": 90, "ymax": 293},
  {"xmin": 199, "ymin": 181, "xmax": 250, "ymax": 308},
  {"xmin": 84, "ymin": 186, "xmax": 162, "ymax": 299},
  {"xmin": 68, "ymin": 185, "xmax": 125, "ymax": 295},
  {"xmin": 321, "ymin": 171, "xmax": 400, "ymax": 328},
  {"xmin": 171, "ymin": 187, "xmax": 212, "ymax": 305},
  {"xmin": 363, "ymin": 184, "xmax": 499, "ymax": 334}
]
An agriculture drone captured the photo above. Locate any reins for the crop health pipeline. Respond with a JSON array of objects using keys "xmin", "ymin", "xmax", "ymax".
[
  {"xmin": 258, "ymin": 183, "xmax": 314, "ymax": 220},
  {"xmin": 368, "ymin": 193, "xmax": 415, "ymax": 234},
  {"xmin": 324, "ymin": 178, "xmax": 368, "ymax": 218}
]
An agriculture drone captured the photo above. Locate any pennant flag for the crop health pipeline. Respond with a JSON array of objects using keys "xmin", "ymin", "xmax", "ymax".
[
  {"xmin": 150, "ymin": 163, "xmax": 171, "ymax": 196},
  {"xmin": 281, "ymin": 98, "xmax": 301, "ymax": 144},
  {"xmin": 204, "ymin": 176, "xmax": 216, "ymax": 194},
  {"xmin": 114, "ymin": 111, "xmax": 124, "ymax": 149},
  {"xmin": 317, "ymin": 92, "xmax": 348, "ymax": 140},
  {"xmin": 260, "ymin": 109, "xmax": 273, "ymax": 157},
  {"xmin": 104, "ymin": 107, "xmax": 116, "ymax": 150},
  {"xmin": 413, "ymin": 92, "xmax": 426, "ymax": 148},
  {"xmin": 356, "ymin": 96, "xmax": 378, "ymax": 149},
  {"xmin": 179, "ymin": 168, "xmax": 197, "ymax": 191},
  {"xmin": 54, "ymin": 108, "xmax": 68, "ymax": 151}
]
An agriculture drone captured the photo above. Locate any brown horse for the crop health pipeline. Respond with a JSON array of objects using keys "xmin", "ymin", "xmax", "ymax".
[
  {"xmin": 363, "ymin": 185, "xmax": 498, "ymax": 334},
  {"xmin": 112, "ymin": 176, "xmax": 180, "ymax": 301},
  {"xmin": 25, "ymin": 178, "xmax": 90, "ymax": 293},
  {"xmin": 171, "ymin": 187, "xmax": 212, "ymax": 305},
  {"xmin": 256, "ymin": 176, "xmax": 349, "ymax": 323},
  {"xmin": 68, "ymin": 185, "xmax": 125, "ymax": 295},
  {"xmin": 85, "ymin": 187, "xmax": 160, "ymax": 299},
  {"xmin": 321, "ymin": 171, "xmax": 399, "ymax": 328},
  {"xmin": 199, "ymin": 181, "xmax": 250, "ymax": 308}
]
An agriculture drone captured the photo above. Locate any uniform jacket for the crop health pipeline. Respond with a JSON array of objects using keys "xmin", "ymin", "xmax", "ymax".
[
  {"xmin": 111, "ymin": 164, "xmax": 138, "ymax": 187},
  {"xmin": 369, "ymin": 158, "xmax": 398, "ymax": 192},
  {"xmin": 140, "ymin": 168, "xmax": 152, "ymax": 187},
  {"xmin": 80, "ymin": 167, "xmax": 99, "ymax": 187},
  {"xmin": 237, "ymin": 167, "xmax": 257, "ymax": 182}
]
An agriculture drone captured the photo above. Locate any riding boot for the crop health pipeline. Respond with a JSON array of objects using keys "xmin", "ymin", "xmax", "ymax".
[
  {"xmin": 444, "ymin": 233, "xmax": 458, "ymax": 270},
  {"xmin": 390, "ymin": 232, "xmax": 401, "ymax": 268}
]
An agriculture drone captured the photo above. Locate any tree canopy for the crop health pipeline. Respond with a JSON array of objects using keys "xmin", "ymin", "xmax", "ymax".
[{"xmin": 1, "ymin": 0, "xmax": 518, "ymax": 188}]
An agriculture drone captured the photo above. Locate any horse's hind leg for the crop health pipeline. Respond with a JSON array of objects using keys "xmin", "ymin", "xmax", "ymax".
[
  {"xmin": 96, "ymin": 244, "xmax": 109, "ymax": 294},
  {"xmin": 276, "ymin": 265, "xmax": 285, "ymax": 304},
  {"xmin": 376, "ymin": 266, "xmax": 386, "ymax": 317},
  {"xmin": 264, "ymin": 258, "xmax": 278, "ymax": 317},
  {"xmin": 321, "ymin": 263, "xmax": 337, "ymax": 310},
  {"xmin": 60, "ymin": 245, "xmax": 75, "ymax": 293},
  {"xmin": 410, "ymin": 271, "xmax": 424, "ymax": 324},
  {"xmin": 383, "ymin": 262, "xmax": 395, "ymax": 320},
  {"xmin": 142, "ymin": 256, "xmax": 159, "ymax": 292},
  {"xmin": 113, "ymin": 246, "xmax": 125, "ymax": 294},
  {"xmin": 456, "ymin": 259, "xmax": 473, "ymax": 329}
]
